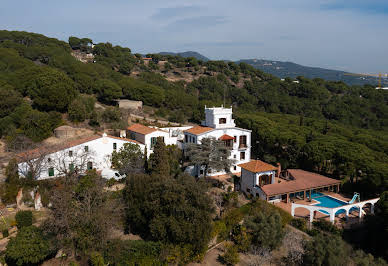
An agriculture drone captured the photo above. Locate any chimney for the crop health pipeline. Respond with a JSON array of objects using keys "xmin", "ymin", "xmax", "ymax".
[{"xmin": 277, "ymin": 163, "xmax": 281, "ymax": 178}]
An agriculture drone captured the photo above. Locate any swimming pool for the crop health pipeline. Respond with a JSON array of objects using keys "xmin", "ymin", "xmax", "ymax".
[{"xmin": 312, "ymin": 195, "xmax": 356, "ymax": 215}]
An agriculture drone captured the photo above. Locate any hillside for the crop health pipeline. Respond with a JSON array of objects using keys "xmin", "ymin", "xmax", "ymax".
[
  {"xmin": 238, "ymin": 59, "xmax": 387, "ymax": 86},
  {"xmin": 159, "ymin": 51, "xmax": 209, "ymax": 61}
]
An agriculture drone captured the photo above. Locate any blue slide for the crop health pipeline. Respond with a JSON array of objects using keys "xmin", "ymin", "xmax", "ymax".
[{"xmin": 348, "ymin": 192, "xmax": 360, "ymax": 204}]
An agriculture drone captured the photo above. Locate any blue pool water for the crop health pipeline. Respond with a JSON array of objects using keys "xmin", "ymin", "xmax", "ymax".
[{"xmin": 312, "ymin": 195, "xmax": 357, "ymax": 215}]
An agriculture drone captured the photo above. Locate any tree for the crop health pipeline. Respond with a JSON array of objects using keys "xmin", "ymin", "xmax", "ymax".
[
  {"xmin": 17, "ymin": 147, "xmax": 49, "ymax": 180},
  {"xmin": 244, "ymin": 211, "xmax": 284, "ymax": 250},
  {"xmin": 0, "ymin": 85, "xmax": 23, "ymax": 118},
  {"xmin": 21, "ymin": 110, "xmax": 62, "ymax": 142},
  {"xmin": 26, "ymin": 68, "xmax": 77, "ymax": 112},
  {"xmin": 362, "ymin": 191, "xmax": 388, "ymax": 260},
  {"xmin": 51, "ymin": 145, "xmax": 96, "ymax": 177},
  {"xmin": 111, "ymin": 143, "xmax": 144, "ymax": 175},
  {"xmin": 0, "ymin": 158, "xmax": 21, "ymax": 204},
  {"xmin": 185, "ymin": 137, "xmax": 233, "ymax": 177},
  {"xmin": 303, "ymin": 233, "xmax": 351, "ymax": 266},
  {"xmin": 93, "ymin": 79, "xmax": 122, "ymax": 103},
  {"xmin": 148, "ymin": 137, "xmax": 170, "ymax": 177},
  {"xmin": 5, "ymin": 226, "xmax": 54, "ymax": 266},
  {"xmin": 44, "ymin": 170, "xmax": 121, "ymax": 256},
  {"xmin": 68, "ymin": 95, "xmax": 95, "ymax": 122},
  {"xmin": 123, "ymin": 174, "xmax": 214, "ymax": 255}
]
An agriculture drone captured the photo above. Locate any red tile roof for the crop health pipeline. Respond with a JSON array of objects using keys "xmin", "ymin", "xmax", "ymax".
[
  {"xmin": 184, "ymin": 126, "xmax": 214, "ymax": 135},
  {"xmin": 260, "ymin": 169, "xmax": 341, "ymax": 196},
  {"xmin": 127, "ymin": 124, "xmax": 157, "ymax": 135},
  {"xmin": 238, "ymin": 160, "xmax": 277, "ymax": 173},
  {"xmin": 219, "ymin": 134, "xmax": 234, "ymax": 141}
]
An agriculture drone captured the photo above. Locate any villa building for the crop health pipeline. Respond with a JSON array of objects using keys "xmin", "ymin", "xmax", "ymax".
[
  {"xmin": 183, "ymin": 106, "xmax": 251, "ymax": 176},
  {"xmin": 239, "ymin": 160, "xmax": 341, "ymax": 203},
  {"xmin": 17, "ymin": 133, "xmax": 145, "ymax": 180}
]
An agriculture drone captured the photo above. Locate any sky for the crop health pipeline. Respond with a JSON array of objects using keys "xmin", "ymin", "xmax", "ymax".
[{"xmin": 1, "ymin": 0, "xmax": 387, "ymax": 73}]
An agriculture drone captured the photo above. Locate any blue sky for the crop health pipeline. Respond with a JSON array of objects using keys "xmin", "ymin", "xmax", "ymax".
[{"xmin": 1, "ymin": 0, "xmax": 387, "ymax": 73}]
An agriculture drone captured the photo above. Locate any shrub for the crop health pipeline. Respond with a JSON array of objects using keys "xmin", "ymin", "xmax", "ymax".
[
  {"xmin": 290, "ymin": 218, "xmax": 307, "ymax": 232},
  {"xmin": 312, "ymin": 219, "xmax": 342, "ymax": 235},
  {"xmin": 2, "ymin": 229, "xmax": 9, "ymax": 238},
  {"xmin": 5, "ymin": 226, "xmax": 54, "ymax": 266},
  {"xmin": 15, "ymin": 210, "xmax": 33, "ymax": 229},
  {"xmin": 212, "ymin": 220, "xmax": 227, "ymax": 242},
  {"xmin": 231, "ymin": 225, "xmax": 251, "ymax": 252},
  {"xmin": 219, "ymin": 243, "xmax": 239, "ymax": 265},
  {"xmin": 103, "ymin": 239, "xmax": 164, "ymax": 265},
  {"xmin": 89, "ymin": 251, "xmax": 105, "ymax": 266},
  {"xmin": 303, "ymin": 233, "xmax": 351, "ymax": 266},
  {"xmin": 244, "ymin": 211, "xmax": 285, "ymax": 250}
]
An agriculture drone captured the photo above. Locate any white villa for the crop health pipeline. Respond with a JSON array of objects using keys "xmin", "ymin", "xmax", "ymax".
[
  {"xmin": 183, "ymin": 106, "xmax": 251, "ymax": 176},
  {"xmin": 17, "ymin": 133, "xmax": 145, "ymax": 180},
  {"xmin": 17, "ymin": 106, "xmax": 250, "ymax": 180}
]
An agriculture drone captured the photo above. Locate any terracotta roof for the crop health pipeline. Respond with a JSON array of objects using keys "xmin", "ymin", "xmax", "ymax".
[
  {"xmin": 184, "ymin": 126, "xmax": 214, "ymax": 135},
  {"xmin": 238, "ymin": 160, "xmax": 277, "ymax": 173},
  {"xmin": 219, "ymin": 134, "xmax": 234, "ymax": 141},
  {"xmin": 260, "ymin": 169, "xmax": 341, "ymax": 197},
  {"xmin": 127, "ymin": 124, "xmax": 157, "ymax": 135}
]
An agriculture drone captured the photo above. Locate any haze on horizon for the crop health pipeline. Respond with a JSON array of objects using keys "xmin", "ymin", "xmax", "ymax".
[{"xmin": 1, "ymin": 0, "xmax": 387, "ymax": 73}]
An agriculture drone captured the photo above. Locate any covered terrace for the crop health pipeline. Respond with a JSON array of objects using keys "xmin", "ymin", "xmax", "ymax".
[{"xmin": 261, "ymin": 169, "xmax": 341, "ymax": 203}]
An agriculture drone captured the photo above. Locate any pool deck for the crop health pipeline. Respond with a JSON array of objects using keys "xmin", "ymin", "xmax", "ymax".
[{"xmin": 273, "ymin": 192, "xmax": 362, "ymax": 226}]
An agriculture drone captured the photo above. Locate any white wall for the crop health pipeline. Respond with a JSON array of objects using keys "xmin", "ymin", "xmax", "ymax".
[
  {"xmin": 203, "ymin": 107, "xmax": 236, "ymax": 129},
  {"xmin": 183, "ymin": 127, "xmax": 251, "ymax": 176},
  {"xmin": 18, "ymin": 135, "xmax": 145, "ymax": 180},
  {"xmin": 144, "ymin": 130, "xmax": 170, "ymax": 157}
]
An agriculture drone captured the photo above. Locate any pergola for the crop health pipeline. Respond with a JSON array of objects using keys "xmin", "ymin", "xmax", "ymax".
[{"xmin": 261, "ymin": 169, "xmax": 341, "ymax": 203}]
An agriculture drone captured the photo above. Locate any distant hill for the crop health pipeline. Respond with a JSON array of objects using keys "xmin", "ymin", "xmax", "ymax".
[
  {"xmin": 159, "ymin": 51, "xmax": 209, "ymax": 61},
  {"xmin": 238, "ymin": 59, "xmax": 386, "ymax": 87}
]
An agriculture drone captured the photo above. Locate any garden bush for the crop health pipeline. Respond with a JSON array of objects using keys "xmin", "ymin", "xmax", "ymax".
[
  {"xmin": 312, "ymin": 219, "xmax": 342, "ymax": 235},
  {"xmin": 219, "ymin": 243, "xmax": 239, "ymax": 265},
  {"xmin": 290, "ymin": 218, "xmax": 307, "ymax": 232},
  {"xmin": 15, "ymin": 210, "xmax": 33, "ymax": 229}
]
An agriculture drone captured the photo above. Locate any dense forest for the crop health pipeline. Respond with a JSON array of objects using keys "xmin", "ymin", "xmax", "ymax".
[
  {"xmin": 0, "ymin": 30, "xmax": 387, "ymax": 197},
  {"xmin": 0, "ymin": 30, "xmax": 387, "ymax": 265}
]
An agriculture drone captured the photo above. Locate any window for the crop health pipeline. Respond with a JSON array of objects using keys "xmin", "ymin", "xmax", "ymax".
[
  {"xmin": 259, "ymin": 175, "xmax": 271, "ymax": 187},
  {"xmin": 233, "ymin": 166, "xmax": 237, "ymax": 171},
  {"xmin": 130, "ymin": 132, "xmax": 136, "ymax": 140},
  {"xmin": 69, "ymin": 163, "xmax": 74, "ymax": 172},
  {"xmin": 200, "ymin": 170, "xmax": 204, "ymax": 175},
  {"xmin": 233, "ymin": 155, "xmax": 236, "ymax": 159},
  {"xmin": 48, "ymin": 167, "xmax": 54, "ymax": 177},
  {"xmin": 185, "ymin": 135, "xmax": 188, "ymax": 143},
  {"xmin": 69, "ymin": 150, "xmax": 73, "ymax": 157},
  {"xmin": 219, "ymin": 118, "xmax": 227, "ymax": 124},
  {"xmin": 240, "ymin": 152, "xmax": 245, "ymax": 160},
  {"xmin": 239, "ymin": 135, "xmax": 247, "ymax": 148},
  {"xmin": 113, "ymin": 143, "xmax": 117, "ymax": 150},
  {"xmin": 234, "ymin": 136, "xmax": 237, "ymax": 142},
  {"xmin": 84, "ymin": 146, "xmax": 89, "ymax": 152},
  {"xmin": 47, "ymin": 158, "xmax": 51, "ymax": 162},
  {"xmin": 151, "ymin": 137, "xmax": 157, "ymax": 149},
  {"xmin": 87, "ymin": 162, "xmax": 93, "ymax": 170}
]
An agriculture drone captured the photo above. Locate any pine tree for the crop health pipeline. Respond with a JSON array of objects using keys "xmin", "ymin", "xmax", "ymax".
[{"xmin": 149, "ymin": 137, "xmax": 170, "ymax": 177}]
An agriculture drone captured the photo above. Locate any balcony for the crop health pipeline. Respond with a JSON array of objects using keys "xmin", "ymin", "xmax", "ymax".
[{"xmin": 238, "ymin": 144, "xmax": 248, "ymax": 150}]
